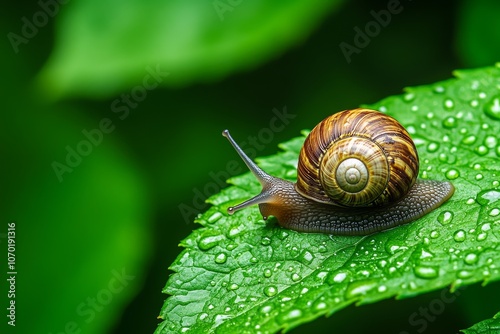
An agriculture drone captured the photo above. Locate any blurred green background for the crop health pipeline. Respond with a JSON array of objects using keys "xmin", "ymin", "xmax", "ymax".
[{"xmin": 1, "ymin": 0, "xmax": 500, "ymax": 333}]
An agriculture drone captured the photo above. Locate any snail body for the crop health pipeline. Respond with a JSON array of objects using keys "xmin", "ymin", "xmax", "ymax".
[{"xmin": 223, "ymin": 108, "xmax": 454, "ymax": 235}]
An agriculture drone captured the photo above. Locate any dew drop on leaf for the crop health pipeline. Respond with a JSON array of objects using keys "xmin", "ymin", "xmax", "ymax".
[
  {"xmin": 437, "ymin": 211, "xmax": 454, "ymax": 225},
  {"xmin": 443, "ymin": 98, "xmax": 455, "ymax": 110},
  {"xmin": 483, "ymin": 95, "xmax": 500, "ymax": 120},
  {"xmin": 442, "ymin": 116, "xmax": 457, "ymax": 129},
  {"xmin": 263, "ymin": 269, "xmax": 272, "ymax": 278},
  {"xmin": 263, "ymin": 286, "xmax": 277, "ymax": 297},
  {"xmin": 328, "ymin": 272, "xmax": 348, "ymax": 284},
  {"xmin": 261, "ymin": 305, "xmax": 272, "ymax": 314},
  {"xmin": 462, "ymin": 135, "xmax": 477, "ymax": 145},
  {"xmin": 261, "ymin": 237, "xmax": 271, "ymax": 246},
  {"xmin": 277, "ymin": 309, "xmax": 303, "ymax": 324},
  {"xmin": 207, "ymin": 212, "xmax": 223, "ymax": 224},
  {"xmin": 457, "ymin": 270, "xmax": 473, "ymax": 279},
  {"xmin": 413, "ymin": 265, "xmax": 439, "ymax": 279},
  {"xmin": 464, "ymin": 253, "xmax": 479, "ymax": 265},
  {"xmin": 291, "ymin": 273, "xmax": 301, "ymax": 282},
  {"xmin": 453, "ymin": 230, "xmax": 466, "ymax": 242},
  {"xmin": 427, "ymin": 142, "xmax": 439, "ymax": 153},
  {"xmin": 475, "ymin": 145, "xmax": 488, "ymax": 156},
  {"xmin": 484, "ymin": 135, "xmax": 498, "ymax": 148},
  {"xmin": 489, "ymin": 208, "xmax": 500, "ymax": 217},
  {"xmin": 476, "ymin": 233, "xmax": 487, "ymax": 241},
  {"xmin": 313, "ymin": 301, "xmax": 327, "ymax": 311},
  {"xmin": 345, "ymin": 280, "xmax": 377, "ymax": 298},
  {"xmin": 215, "ymin": 253, "xmax": 227, "ymax": 264},
  {"xmin": 198, "ymin": 234, "xmax": 225, "ymax": 251},
  {"xmin": 445, "ymin": 169, "xmax": 460, "ymax": 180},
  {"xmin": 476, "ymin": 189, "xmax": 500, "ymax": 205}
]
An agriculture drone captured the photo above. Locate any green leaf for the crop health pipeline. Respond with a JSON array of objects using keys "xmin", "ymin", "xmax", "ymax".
[
  {"xmin": 155, "ymin": 64, "xmax": 500, "ymax": 333},
  {"xmin": 37, "ymin": 0, "xmax": 343, "ymax": 99},
  {"xmin": 461, "ymin": 312, "xmax": 500, "ymax": 333}
]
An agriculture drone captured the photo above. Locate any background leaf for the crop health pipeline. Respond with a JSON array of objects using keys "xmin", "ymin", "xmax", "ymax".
[
  {"xmin": 156, "ymin": 64, "xmax": 500, "ymax": 333},
  {"xmin": 456, "ymin": 0, "xmax": 500, "ymax": 67},
  {"xmin": 461, "ymin": 311, "xmax": 500, "ymax": 333},
  {"xmin": 37, "ymin": 0, "xmax": 344, "ymax": 99}
]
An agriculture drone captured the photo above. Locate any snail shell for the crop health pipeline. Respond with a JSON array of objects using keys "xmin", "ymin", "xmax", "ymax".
[
  {"xmin": 296, "ymin": 109, "xmax": 418, "ymax": 207},
  {"xmin": 222, "ymin": 108, "xmax": 454, "ymax": 235}
]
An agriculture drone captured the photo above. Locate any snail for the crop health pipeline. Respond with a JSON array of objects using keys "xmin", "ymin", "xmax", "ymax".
[{"xmin": 222, "ymin": 108, "xmax": 455, "ymax": 235}]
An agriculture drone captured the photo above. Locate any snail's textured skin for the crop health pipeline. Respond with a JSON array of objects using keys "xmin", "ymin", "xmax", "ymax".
[
  {"xmin": 259, "ymin": 177, "xmax": 454, "ymax": 235},
  {"xmin": 223, "ymin": 109, "xmax": 455, "ymax": 235}
]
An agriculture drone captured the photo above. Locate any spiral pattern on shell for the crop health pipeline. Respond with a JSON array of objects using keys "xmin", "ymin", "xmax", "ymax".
[{"xmin": 295, "ymin": 108, "xmax": 419, "ymax": 207}]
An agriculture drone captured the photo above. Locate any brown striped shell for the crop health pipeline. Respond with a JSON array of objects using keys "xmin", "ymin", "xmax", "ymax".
[{"xmin": 295, "ymin": 108, "xmax": 419, "ymax": 207}]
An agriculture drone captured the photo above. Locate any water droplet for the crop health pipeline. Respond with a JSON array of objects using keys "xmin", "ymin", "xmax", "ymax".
[
  {"xmin": 489, "ymin": 208, "xmax": 500, "ymax": 216},
  {"xmin": 427, "ymin": 142, "xmax": 439, "ymax": 152},
  {"xmin": 263, "ymin": 286, "xmax": 277, "ymax": 297},
  {"xmin": 470, "ymin": 99, "xmax": 479, "ymax": 107},
  {"xmin": 318, "ymin": 245, "xmax": 327, "ymax": 253},
  {"xmin": 263, "ymin": 269, "xmax": 272, "ymax": 278},
  {"xmin": 229, "ymin": 283, "xmax": 239, "ymax": 290},
  {"xmin": 215, "ymin": 253, "xmax": 227, "ymax": 264},
  {"xmin": 198, "ymin": 234, "xmax": 225, "ymax": 251},
  {"xmin": 445, "ymin": 169, "xmax": 460, "ymax": 180},
  {"xmin": 261, "ymin": 305, "xmax": 272, "ymax": 314},
  {"xmin": 430, "ymin": 230, "xmax": 440, "ymax": 239},
  {"xmin": 483, "ymin": 95, "xmax": 500, "ymax": 120},
  {"xmin": 437, "ymin": 211, "xmax": 454, "ymax": 225},
  {"xmin": 207, "ymin": 212, "xmax": 223, "ymax": 224},
  {"xmin": 457, "ymin": 270, "xmax": 472, "ymax": 279},
  {"xmin": 482, "ymin": 223, "xmax": 492, "ymax": 231},
  {"xmin": 199, "ymin": 313, "xmax": 208, "ymax": 320},
  {"xmin": 443, "ymin": 98, "xmax": 455, "ymax": 110},
  {"xmin": 414, "ymin": 265, "xmax": 439, "ymax": 279},
  {"xmin": 475, "ymin": 145, "xmax": 488, "ymax": 156},
  {"xmin": 300, "ymin": 250, "xmax": 314, "ymax": 264},
  {"xmin": 464, "ymin": 253, "xmax": 478, "ymax": 265},
  {"xmin": 378, "ymin": 285, "xmax": 387, "ymax": 293},
  {"xmin": 476, "ymin": 173, "xmax": 484, "ymax": 180},
  {"xmin": 181, "ymin": 327, "xmax": 190, "ymax": 332},
  {"xmin": 291, "ymin": 273, "xmax": 301, "ymax": 282},
  {"xmin": 261, "ymin": 237, "xmax": 271, "ymax": 246},
  {"xmin": 229, "ymin": 225, "xmax": 244, "ymax": 238},
  {"xmin": 316, "ymin": 271, "xmax": 328, "ymax": 282},
  {"xmin": 453, "ymin": 230, "xmax": 466, "ymax": 242},
  {"xmin": 277, "ymin": 309, "xmax": 302, "ymax": 324},
  {"xmin": 485, "ymin": 135, "xmax": 498, "ymax": 148},
  {"xmin": 345, "ymin": 280, "xmax": 377, "ymax": 298},
  {"xmin": 331, "ymin": 272, "xmax": 348, "ymax": 284},
  {"xmin": 404, "ymin": 93, "xmax": 416, "ymax": 102},
  {"xmin": 420, "ymin": 249, "xmax": 433, "ymax": 259},
  {"xmin": 313, "ymin": 300, "xmax": 327, "ymax": 311},
  {"xmin": 226, "ymin": 243, "xmax": 236, "ymax": 251},
  {"xmin": 442, "ymin": 116, "xmax": 457, "ymax": 129},
  {"xmin": 434, "ymin": 86, "xmax": 445, "ymax": 94},
  {"xmin": 476, "ymin": 189, "xmax": 500, "ymax": 205},
  {"xmin": 477, "ymin": 233, "xmax": 487, "ymax": 241},
  {"xmin": 462, "ymin": 135, "xmax": 477, "ymax": 145}
]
